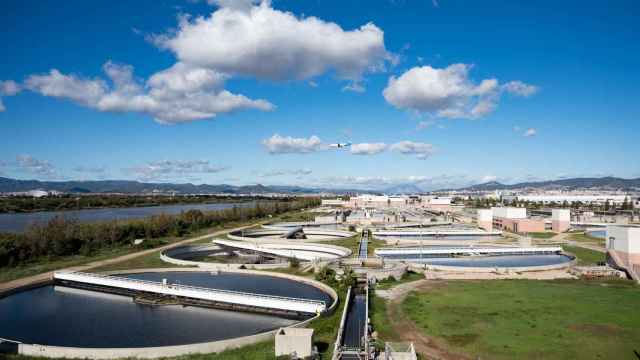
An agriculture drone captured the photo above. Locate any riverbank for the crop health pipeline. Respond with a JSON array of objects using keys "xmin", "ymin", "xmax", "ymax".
[
  {"xmin": 0, "ymin": 200, "xmax": 319, "ymax": 287},
  {"xmin": 0, "ymin": 195, "xmax": 250, "ymax": 214}
]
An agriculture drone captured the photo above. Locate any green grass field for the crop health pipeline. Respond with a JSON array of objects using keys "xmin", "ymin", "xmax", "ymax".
[
  {"xmin": 402, "ymin": 279, "xmax": 640, "ymax": 360},
  {"xmin": 367, "ymin": 236, "xmax": 387, "ymax": 256},
  {"xmin": 324, "ymin": 234, "xmax": 361, "ymax": 255},
  {"xmin": 562, "ymin": 245, "xmax": 606, "ymax": 266},
  {"xmin": 376, "ymin": 271, "xmax": 424, "ymax": 290},
  {"xmin": 527, "ymin": 232, "xmax": 557, "ymax": 239},
  {"xmin": 369, "ymin": 292, "xmax": 400, "ymax": 343},
  {"xmin": 568, "ymin": 232, "xmax": 606, "ymax": 245}
]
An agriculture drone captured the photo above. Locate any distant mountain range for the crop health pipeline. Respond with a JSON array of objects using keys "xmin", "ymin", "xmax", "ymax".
[
  {"xmin": 445, "ymin": 177, "xmax": 640, "ymax": 192},
  {"xmin": 1, "ymin": 176, "xmax": 639, "ymax": 195},
  {"xmin": 0, "ymin": 177, "xmax": 363, "ymax": 195}
]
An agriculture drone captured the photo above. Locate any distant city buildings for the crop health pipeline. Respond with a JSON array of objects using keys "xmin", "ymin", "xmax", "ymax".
[
  {"xmin": 2, "ymin": 189, "xmax": 62, "ymax": 198},
  {"xmin": 502, "ymin": 194, "xmax": 631, "ymax": 205}
]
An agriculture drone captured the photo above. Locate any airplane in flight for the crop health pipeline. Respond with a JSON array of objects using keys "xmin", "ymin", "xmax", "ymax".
[{"xmin": 328, "ymin": 142, "xmax": 352, "ymax": 149}]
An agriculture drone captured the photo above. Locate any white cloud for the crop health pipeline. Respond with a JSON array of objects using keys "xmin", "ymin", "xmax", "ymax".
[
  {"xmin": 156, "ymin": 1, "xmax": 393, "ymax": 82},
  {"xmin": 262, "ymin": 134, "xmax": 325, "ymax": 154},
  {"xmin": 342, "ymin": 82, "xmax": 366, "ymax": 93},
  {"xmin": 390, "ymin": 141, "xmax": 435, "ymax": 159},
  {"xmin": 383, "ymin": 64, "xmax": 536, "ymax": 119},
  {"xmin": 257, "ymin": 168, "xmax": 313, "ymax": 177},
  {"xmin": 502, "ymin": 81, "xmax": 539, "ymax": 97},
  {"xmin": 25, "ymin": 61, "xmax": 274, "ymax": 124},
  {"xmin": 480, "ymin": 175, "xmax": 498, "ymax": 183},
  {"xmin": 523, "ymin": 128, "xmax": 537, "ymax": 137},
  {"xmin": 0, "ymin": 80, "xmax": 21, "ymax": 96},
  {"xmin": 73, "ymin": 166, "xmax": 106, "ymax": 174},
  {"xmin": 416, "ymin": 120, "xmax": 436, "ymax": 130},
  {"xmin": 15, "ymin": 155, "xmax": 57, "ymax": 178},
  {"xmin": 0, "ymin": 80, "xmax": 22, "ymax": 112},
  {"xmin": 125, "ymin": 160, "xmax": 229, "ymax": 180},
  {"xmin": 306, "ymin": 173, "xmax": 480, "ymax": 191},
  {"xmin": 350, "ymin": 143, "xmax": 387, "ymax": 155}
]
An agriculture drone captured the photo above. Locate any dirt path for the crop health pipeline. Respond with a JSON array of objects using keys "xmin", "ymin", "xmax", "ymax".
[
  {"xmin": 0, "ymin": 222, "xmax": 261, "ymax": 294},
  {"xmin": 379, "ymin": 280, "xmax": 471, "ymax": 360}
]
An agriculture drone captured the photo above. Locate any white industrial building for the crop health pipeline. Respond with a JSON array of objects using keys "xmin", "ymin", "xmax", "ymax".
[
  {"xmin": 491, "ymin": 207, "xmax": 527, "ymax": 219},
  {"xmin": 606, "ymin": 225, "xmax": 640, "ymax": 280},
  {"xmin": 321, "ymin": 199, "xmax": 347, "ymax": 207},
  {"xmin": 347, "ymin": 195, "xmax": 409, "ymax": 209},
  {"xmin": 275, "ymin": 328, "xmax": 314, "ymax": 358}
]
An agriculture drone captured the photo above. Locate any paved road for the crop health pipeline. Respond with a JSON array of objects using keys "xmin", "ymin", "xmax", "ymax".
[{"xmin": 0, "ymin": 221, "xmax": 263, "ymax": 295}]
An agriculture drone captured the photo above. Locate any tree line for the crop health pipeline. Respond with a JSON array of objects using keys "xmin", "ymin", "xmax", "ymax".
[{"xmin": 0, "ymin": 198, "xmax": 319, "ymax": 269}]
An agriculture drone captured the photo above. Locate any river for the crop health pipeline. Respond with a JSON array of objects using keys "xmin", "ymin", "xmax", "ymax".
[{"xmin": 0, "ymin": 202, "xmax": 253, "ymax": 233}]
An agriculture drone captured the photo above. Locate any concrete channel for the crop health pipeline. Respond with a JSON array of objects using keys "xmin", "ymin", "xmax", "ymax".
[
  {"xmin": 358, "ymin": 230, "xmax": 369, "ymax": 259},
  {"xmin": 333, "ymin": 284, "xmax": 370, "ymax": 360}
]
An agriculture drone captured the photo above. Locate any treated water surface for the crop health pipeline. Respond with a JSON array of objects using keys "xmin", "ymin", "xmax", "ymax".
[
  {"xmin": 378, "ymin": 254, "xmax": 572, "ymax": 268},
  {"xmin": 0, "ymin": 272, "xmax": 331, "ymax": 347},
  {"xmin": 0, "ymin": 202, "xmax": 253, "ymax": 233}
]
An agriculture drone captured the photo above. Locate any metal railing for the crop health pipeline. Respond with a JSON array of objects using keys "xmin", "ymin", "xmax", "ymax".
[
  {"xmin": 375, "ymin": 246, "xmax": 562, "ymax": 256},
  {"xmin": 54, "ymin": 271, "xmax": 325, "ymax": 308}
]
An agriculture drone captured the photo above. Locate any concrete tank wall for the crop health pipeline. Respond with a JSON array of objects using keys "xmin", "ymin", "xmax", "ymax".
[{"xmin": 16, "ymin": 268, "xmax": 338, "ymax": 359}]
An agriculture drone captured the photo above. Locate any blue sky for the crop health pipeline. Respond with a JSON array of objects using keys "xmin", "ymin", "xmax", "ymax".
[{"xmin": 1, "ymin": 0, "xmax": 638, "ymax": 191}]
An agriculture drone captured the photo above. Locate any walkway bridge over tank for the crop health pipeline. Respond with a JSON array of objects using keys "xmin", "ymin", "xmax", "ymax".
[
  {"xmin": 213, "ymin": 239, "xmax": 351, "ymax": 261},
  {"xmin": 53, "ymin": 271, "xmax": 326, "ymax": 315},
  {"xmin": 375, "ymin": 246, "xmax": 563, "ymax": 258}
]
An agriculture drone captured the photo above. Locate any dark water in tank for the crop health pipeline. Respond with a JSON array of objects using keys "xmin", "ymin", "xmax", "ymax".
[
  {"xmin": 342, "ymin": 294, "xmax": 366, "ymax": 348},
  {"xmin": 379, "ymin": 254, "xmax": 572, "ymax": 268},
  {"xmin": 121, "ymin": 272, "xmax": 332, "ymax": 304},
  {"xmin": 0, "ymin": 202, "xmax": 253, "ymax": 233},
  {"xmin": 0, "ymin": 272, "xmax": 331, "ymax": 348}
]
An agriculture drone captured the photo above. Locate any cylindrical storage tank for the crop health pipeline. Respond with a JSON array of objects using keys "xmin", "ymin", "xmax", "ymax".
[
  {"xmin": 477, "ymin": 209, "xmax": 493, "ymax": 232},
  {"xmin": 551, "ymin": 209, "xmax": 570, "ymax": 233}
]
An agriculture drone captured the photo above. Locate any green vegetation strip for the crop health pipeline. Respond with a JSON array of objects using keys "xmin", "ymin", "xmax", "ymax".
[
  {"xmin": 562, "ymin": 245, "xmax": 605, "ymax": 266},
  {"xmin": 568, "ymin": 232, "xmax": 605, "ymax": 245},
  {"xmin": 376, "ymin": 271, "xmax": 424, "ymax": 290},
  {"xmin": 527, "ymin": 232, "xmax": 557, "ymax": 239},
  {"xmin": 0, "ymin": 195, "xmax": 248, "ymax": 214},
  {"xmin": 0, "ymin": 199, "xmax": 319, "ymax": 284},
  {"xmin": 323, "ymin": 234, "xmax": 361, "ymax": 255},
  {"xmin": 402, "ymin": 280, "xmax": 640, "ymax": 360},
  {"xmin": 369, "ymin": 291, "xmax": 399, "ymax": 344}
]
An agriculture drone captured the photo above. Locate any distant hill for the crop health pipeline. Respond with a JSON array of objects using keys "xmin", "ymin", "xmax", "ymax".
[
  {"xmin": 446, "ymin": 177, "xmax": 640, "ymax": 192},
  {"xmin": 3, "ymin": 176, "xmax": 638, "ymax": 196},
  {"xmin": 0, "ymin": 177, "xmax": 365, "ymax": 195},
  {"xmin": 384, "ymin": 183, "xmax": 425, "ymax": 194}
]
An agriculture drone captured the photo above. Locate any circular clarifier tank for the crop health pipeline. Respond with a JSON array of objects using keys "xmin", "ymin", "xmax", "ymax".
[
  {"xmin": 379, "ymin": 254, "xmax": 574, "ymax": 268},
  {"xmin": 0, "ymin": 271, "xmax": 332, "ymax": 348}
]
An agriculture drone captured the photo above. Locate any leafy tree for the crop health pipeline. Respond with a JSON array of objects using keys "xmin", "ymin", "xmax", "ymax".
[{"xmin": 289, "ymin": 256, "xmax": 300, "ymax": 269}]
